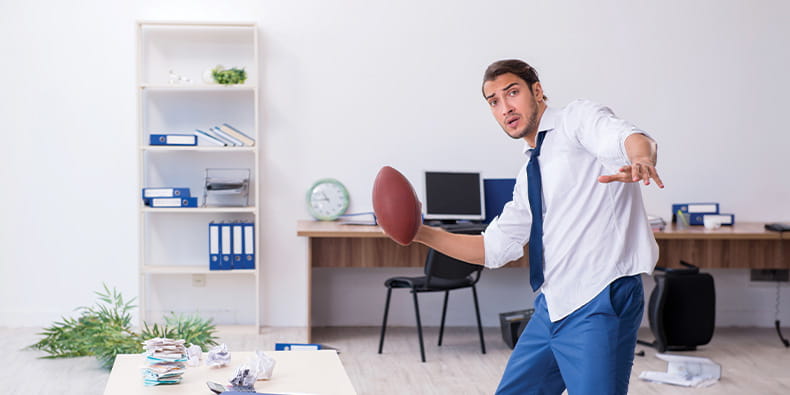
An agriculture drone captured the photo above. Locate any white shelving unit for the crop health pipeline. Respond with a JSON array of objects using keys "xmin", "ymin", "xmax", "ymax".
[{"xmin": 137, "ymin": 21, "xmax": 260, "ymax": 330}]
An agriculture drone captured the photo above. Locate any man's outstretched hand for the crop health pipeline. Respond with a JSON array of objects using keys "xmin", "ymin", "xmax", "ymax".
[{"xmin": 598, "ymin": 160, "xmax": 664, "ymax": 188}]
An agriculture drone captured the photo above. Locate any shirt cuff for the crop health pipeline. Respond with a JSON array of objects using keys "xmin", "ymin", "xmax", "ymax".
[{"xmin": 483, "ymin": 219, "xmax": 526, "ymax": 269}]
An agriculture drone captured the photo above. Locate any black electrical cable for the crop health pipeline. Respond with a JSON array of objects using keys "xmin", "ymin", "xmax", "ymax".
[{"xmin": 775, "ymin": 227, "xmax": 789, "ymax": 347}]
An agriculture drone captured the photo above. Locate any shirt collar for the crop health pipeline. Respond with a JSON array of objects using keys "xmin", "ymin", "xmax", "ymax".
[{"xmin": 523, "ymin": 105, "xmax": 559, "ymax": 154}]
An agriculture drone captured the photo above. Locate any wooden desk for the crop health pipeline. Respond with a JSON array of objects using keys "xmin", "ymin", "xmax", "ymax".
[
  {"xmin": 103, "ymin": 350, "xmax": 356, "ymax": 395},
  {"xmin": 297, "ymin": 220, "xmax": 788, "ymax": 340},
  {"xmin": 297, "ymin": 220, "xmax": 789, "ymax": 269},
  {"xmin": 297, "ymin": 220, "xmax": 527, "ymax": 268},
  {"xmin": 655, "ymin": 222, "xmax": 789, "ymax": 269}
]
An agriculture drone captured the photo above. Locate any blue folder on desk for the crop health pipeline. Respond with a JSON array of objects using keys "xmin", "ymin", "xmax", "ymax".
[{"xmin": 672, "ymin": 202, "xmax": 719, "ymax": 223}]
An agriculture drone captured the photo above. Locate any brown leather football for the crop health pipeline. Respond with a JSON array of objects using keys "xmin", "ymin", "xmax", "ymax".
[{"xmin": 372, "ymin": 166, "xmax": 422, "ymax": 246}]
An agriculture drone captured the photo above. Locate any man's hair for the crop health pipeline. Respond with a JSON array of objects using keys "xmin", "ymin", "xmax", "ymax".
[{"xmin": 482, "ymin": 59, "xmax": 547, "ymax": 101}]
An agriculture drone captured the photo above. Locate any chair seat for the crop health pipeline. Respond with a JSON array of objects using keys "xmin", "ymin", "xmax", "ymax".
[{"xmin": 385, "ymin": 275, "xmax": 474, "ymax": 291}]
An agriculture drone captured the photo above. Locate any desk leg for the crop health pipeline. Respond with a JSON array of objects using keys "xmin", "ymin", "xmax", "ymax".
[{"xmin": 307, "ymin": 238, "xmax": 313, "ymax": 343}]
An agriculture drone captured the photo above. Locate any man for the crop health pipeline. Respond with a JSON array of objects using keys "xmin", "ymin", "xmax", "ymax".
[{"xmin": 410, "ymin": 60, "xmax": 663, "ymax": 394}]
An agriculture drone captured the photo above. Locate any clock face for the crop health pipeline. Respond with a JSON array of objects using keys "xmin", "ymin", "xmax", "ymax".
[{"xmin": 307, "ymin": 179, "xmax": 350, "ymax": 221}]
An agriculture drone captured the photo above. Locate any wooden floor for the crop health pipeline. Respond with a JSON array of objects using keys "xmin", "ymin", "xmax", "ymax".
[{"xmin": 3, "ymin": 326, "xmax": 789, "ymax": 394}]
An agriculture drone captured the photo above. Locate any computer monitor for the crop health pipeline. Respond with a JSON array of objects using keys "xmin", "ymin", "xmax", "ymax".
[{"xmin": 424, "ymin": 171, "xmax": 485, "ymax": 221}]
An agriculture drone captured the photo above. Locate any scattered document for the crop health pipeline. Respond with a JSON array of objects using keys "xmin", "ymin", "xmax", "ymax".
[
  {"xmin": 639, "ymin": 353, "xmax": 721, "ymax": 388},
  {"xmin": 338, "ymin": 212, "xmax": 377, "ymax": 226},
  {"xmin": 207, "ymin": 343, "xmax": 232, "ymax": 368}
]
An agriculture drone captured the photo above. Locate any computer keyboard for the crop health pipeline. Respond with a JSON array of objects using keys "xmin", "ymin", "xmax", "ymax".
[{"xmin": 439, "ymin": 222, "xmax": 488, "ymax": 234}]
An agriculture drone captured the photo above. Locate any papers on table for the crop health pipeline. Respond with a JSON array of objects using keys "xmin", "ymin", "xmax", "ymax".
[
  {"xmin": 639, "ymin": 353, "xmax": 721, "ymax": 388},
  {"xmin": 207, "ymin": 343, "xmax": 232, "ymax": 368},
  {"xmin": 141, "ymin": 337, "xmax": 188, "ymax": 386}
]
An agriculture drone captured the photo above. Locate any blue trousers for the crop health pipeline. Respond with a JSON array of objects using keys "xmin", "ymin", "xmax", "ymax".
[{"xmin": 496, "ymin": 275, "xmax": 644, "ymax": 395}]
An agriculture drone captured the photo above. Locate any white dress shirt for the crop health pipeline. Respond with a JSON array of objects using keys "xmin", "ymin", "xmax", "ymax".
[{"xmin": 483, "ymin": 99, "xmax": 659, "ymax": 322}]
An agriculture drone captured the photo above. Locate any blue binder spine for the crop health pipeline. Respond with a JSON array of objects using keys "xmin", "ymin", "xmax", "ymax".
[
  {"xmin": 220, "ymin": 223, "xmax": 232, "ymax": 270},
  {"xmin": 275, "ymin": 343, "xmax": 322, "ymax": 351},
  {"xmin": 149, "ymin": 197, "xmax": 198, "ymax": 208},
  {"xmin": 671, "ymin": 202, "xmax": 719, "ymax": 223},
  {"xmin": 690, "ymin": 213, "xmax": 735, "ymax": 226},
  {"xmin": 239, "ymin": 222, "xmax": 255, "ymax": 269},
  {"xmin": 232, "ymin": 223, "xmax": 244, "ymax": 270},
  {"xmin": 149, "ymin": 134, "xmax": 198, "ymax": 146},
  {"xmin": 142, "ymin": 187, "xmax": 190, "ymax": 205},
  {"xmin": 209, "ymin": 222, "xmax": 221, "ymax": 270}
]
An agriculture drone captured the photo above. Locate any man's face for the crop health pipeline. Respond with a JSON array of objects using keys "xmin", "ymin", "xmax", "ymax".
[{"xmin": 483, "ymin": 73, "xmax": 542, "ymax": 140}]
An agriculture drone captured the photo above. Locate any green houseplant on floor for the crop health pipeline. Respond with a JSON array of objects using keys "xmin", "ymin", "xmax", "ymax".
[{"xmin": 29, "ymin": 284, "xmax": 218, "ymax": 369}]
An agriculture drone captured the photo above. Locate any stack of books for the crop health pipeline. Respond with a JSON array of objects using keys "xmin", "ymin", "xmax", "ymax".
[
  {"xmin": 142, "ymin": 187, "xmax": 197, "ymax": 208},
  {"xmin": 148, "ymin": 123, "xmax": 255, "ymax": 147},
  {"xmin": 194, "ymin": 123, "xmax": 255, "ymax": 147}
]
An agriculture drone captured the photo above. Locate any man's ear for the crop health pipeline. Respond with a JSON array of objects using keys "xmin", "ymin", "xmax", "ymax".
[{"xmin": 532, "ymin": 82, "xmax": 544, "ymax": 102}]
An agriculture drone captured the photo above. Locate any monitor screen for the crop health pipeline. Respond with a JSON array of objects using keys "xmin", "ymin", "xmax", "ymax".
[{"xmin": 424, "ymin": 171, "xmax": 485, "ymax": 221}]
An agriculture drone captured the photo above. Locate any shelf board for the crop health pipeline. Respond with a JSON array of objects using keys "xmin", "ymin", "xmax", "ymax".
[
  {"xmin": 141, "ymin": 207, "xmax": 256, "ymax": 213},
  {"xmin": 141, "ymin": 146, "xmax": 256, "ymax": 152},
  {"xmin": 138, "ymin": 21, "xmax": 257, "ymax": 28},
  {"xmin": 141, "ymin": 265, "xmax": 256, "ymax": 275},
  {"xmin": 139, "ymin": 84, "xmax": 256, "ymax": 91}
]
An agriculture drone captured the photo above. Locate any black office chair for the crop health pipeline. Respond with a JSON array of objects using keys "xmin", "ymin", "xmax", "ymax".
[
  {"xmin": 638, "ymin": 261, "xmax": 716, "ymax": 352},
  {"xmin": 378, "ymin": 249, "xmax": 486, "ymax": 362}
]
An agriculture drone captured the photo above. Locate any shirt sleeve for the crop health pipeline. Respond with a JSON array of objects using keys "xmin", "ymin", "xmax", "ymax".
[
  {"xmin": 564, "ymin": 99, "xmax": 654, "ymax": 172},
  {"xmin": 483, "ymin": 169, "xmax": 532, "ymax": 269}
]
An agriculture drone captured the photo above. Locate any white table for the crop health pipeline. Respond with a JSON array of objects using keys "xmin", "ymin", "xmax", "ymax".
[{"xmin": 103, "ymin": 350, "xmax": 357, "ymax": 395}]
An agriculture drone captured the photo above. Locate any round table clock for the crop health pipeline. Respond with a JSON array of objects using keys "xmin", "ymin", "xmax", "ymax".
[{"xmin": 306, "ymin": 178, "xmax": 350, "ymax": 221}]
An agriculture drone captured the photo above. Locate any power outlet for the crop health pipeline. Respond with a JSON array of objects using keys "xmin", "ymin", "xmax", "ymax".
[
  {"xmin": 192, "ymin": 274, "xmax": 207, "ymax": 287},
  {"xmin": 750, "ymin": 269, "xmax": 790, "ymax": 282}
]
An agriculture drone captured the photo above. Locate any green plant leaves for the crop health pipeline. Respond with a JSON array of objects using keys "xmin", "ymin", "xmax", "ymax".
[
  {"xmin": 212, "ymin": 66, "xmax": 247, "ymax": 85},
  {"xmin": 28, "ymin": 284, "xmax": 218, "ymax": 370}
]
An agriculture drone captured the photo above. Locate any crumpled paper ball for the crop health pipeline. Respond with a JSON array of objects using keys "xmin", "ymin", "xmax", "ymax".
[{"xmin": 207, "ymin": 343, "xmax": 231, "ymax": 368}]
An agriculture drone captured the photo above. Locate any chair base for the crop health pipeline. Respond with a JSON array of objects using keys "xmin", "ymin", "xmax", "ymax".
[{"xmin": 379, "ymin": 285, "xmax": 486, "ymax": 362}]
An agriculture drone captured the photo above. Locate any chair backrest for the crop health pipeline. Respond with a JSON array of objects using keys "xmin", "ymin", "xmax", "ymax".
[
  {"xmin": 424, "ymin": 249, "xmax": 482, "ymax": 285},
  {"xmin": 647, "ymin": 261, "xmax": 716, "ymax": 352}
]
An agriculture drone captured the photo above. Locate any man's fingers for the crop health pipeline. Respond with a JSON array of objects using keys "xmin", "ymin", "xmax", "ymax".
[
  {"xmin": 649, "ymin": 167, "xmax": 665, "ymax": 188},
  {"xmin": 599, "ymin": 163, "xmax": 664, "ymax": 188},
  {"xmin": 631, "ymin": 164, "xmax": 641, "ymax": 182},
  {"xmin": 598, "ymin": 172, "xmax": 627, "ymax": 184}
]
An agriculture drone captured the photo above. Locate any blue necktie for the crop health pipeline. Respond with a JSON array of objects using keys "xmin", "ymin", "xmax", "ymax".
[{"xmin": 527, "ymin": 131, "xmax": 547, "ymax": 291}]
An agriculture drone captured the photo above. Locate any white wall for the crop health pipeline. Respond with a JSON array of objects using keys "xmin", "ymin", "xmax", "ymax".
[{"xmin": 1, "ymin": 1, "xmax": 789, "ymax": 329}]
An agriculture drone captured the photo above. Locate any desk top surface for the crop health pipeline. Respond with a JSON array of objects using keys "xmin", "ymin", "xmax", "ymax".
[
  {"xmin": 297, "ymin": 220, "xmax": 782, "ymax": 240},
  {"xmin": 104, "ymin": 350, "xmax": 356, "ymax": 395}
]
